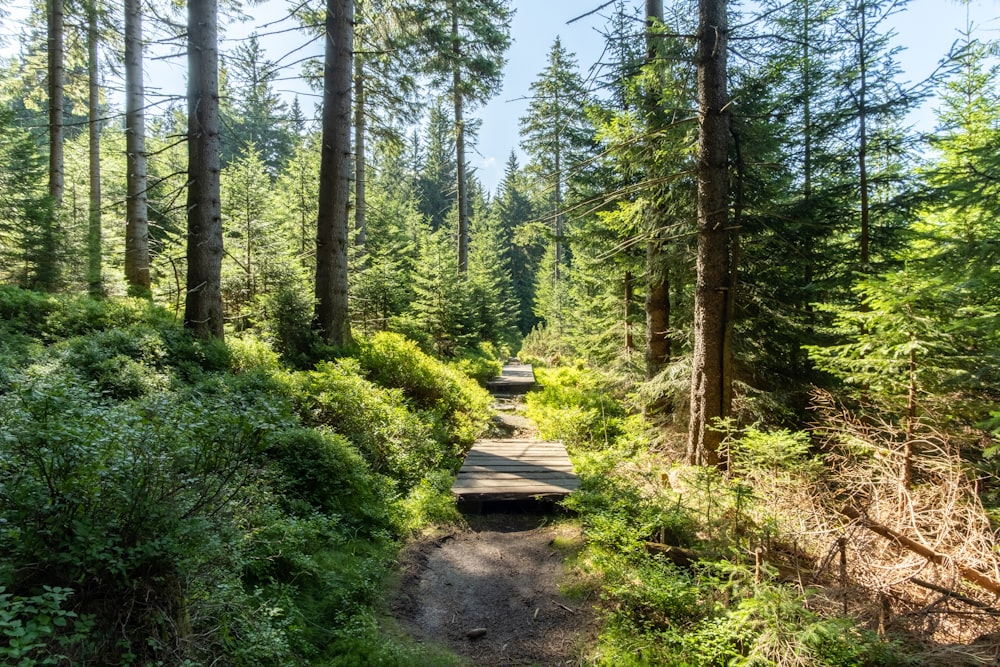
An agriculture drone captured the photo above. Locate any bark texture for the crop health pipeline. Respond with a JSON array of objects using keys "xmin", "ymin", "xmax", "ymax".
[
  {"xmin": 184, "ymin": 0, "xmax": 224, "ymax": 339},
  {"xmin": 452, "ymin": 8, "xmax": 469, "ymax": 274},
  {"xmin": 124, "ymin": 0, "xmax": 150, "ymax": 293},
  {"xmin": 87, "ymin": 1, "xmax": 102, "ymax": 295},
  {"xmin": 687, "ymin": 0, "xmax": 731, "ymax": 466},
  {"xmin": 314, "ymin": 0, "xmax": 354, "ymax": 347},
  {"xmin": 48, "ymin": 0, "xmax": 64, "ymax": 206},
  {"xmin": 643, "ymin": 0, "xmax": 672, "ymax": 380}
]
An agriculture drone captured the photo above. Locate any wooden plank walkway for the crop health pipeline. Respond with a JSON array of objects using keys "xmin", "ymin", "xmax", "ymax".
[
  {"xmin": 485, "ymin": 362, "xmax": 536, "ymax": 395},
  {"xmin": 453, "ymin": 362, "xmax": 579, "ymax": 504},
  {"xmin": 453, "ymin": 439, "xmax": 580, "ymax": 502}
]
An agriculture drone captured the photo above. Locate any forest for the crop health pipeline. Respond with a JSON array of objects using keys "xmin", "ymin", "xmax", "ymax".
[{"xmin": 1, "ymin": 0, "xmax": 1000, "ymax": 664}]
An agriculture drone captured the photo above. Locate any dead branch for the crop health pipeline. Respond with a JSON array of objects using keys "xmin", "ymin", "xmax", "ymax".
[{"xmin": 841, "ymin": 506, "xmax": 1000, "ymax": 596}]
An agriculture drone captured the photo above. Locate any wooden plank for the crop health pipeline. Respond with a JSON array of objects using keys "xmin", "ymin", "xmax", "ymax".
[
  {"xmin": 486, "ymin": 363, "xmax": 537, "ymax": 395},
  {"xmin": 452, "ymin": 433, "xmax": 579, "ymax": 502}
]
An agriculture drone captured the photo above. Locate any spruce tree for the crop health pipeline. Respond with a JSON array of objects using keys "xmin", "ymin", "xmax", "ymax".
[{"xmin": 417, "ymin": 0, "xmax": 512, "ymax": 272}]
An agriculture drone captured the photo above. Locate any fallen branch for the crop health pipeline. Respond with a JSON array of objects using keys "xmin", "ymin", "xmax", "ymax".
[
  {"xmin": 911, "ymin": 578, "xmax": 1000, "ymax": 614},
  {"xmin": 841, "ymin": 506, "xmax": 1000, "ymax": 596}
]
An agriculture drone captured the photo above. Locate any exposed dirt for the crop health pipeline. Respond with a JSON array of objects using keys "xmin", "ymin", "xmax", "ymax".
[{"xmin": 391, "ymin": 513, "xmax": 598, "ymax": 666}]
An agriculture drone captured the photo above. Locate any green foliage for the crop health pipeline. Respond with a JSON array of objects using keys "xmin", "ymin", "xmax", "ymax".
[
  {"xmin": 729, "ymin": 427, "xmax": 816, "ymax": 474},
  {"xmin": 397, "ymin": 470, "xmax": 463, "ymax": 533},
  {"xmin": 0, "ymin": 369, "xmax": 293, "ymax": 663},
  {"xmin": 356, "ymin": 331, "xmax": 491, "ymax": 444},
  {"xmin": 0, "ymin": 586, "xmax": 94, "ymax": 666},
  {"xmin": 262, "ymin": 427, "xmax": 389, "ymax": 526},
  {"xmin": 524, "ymin": 366, "xmax": 626, "ymax": 448},
  {"xmin": 452, "ymin": 342, "xmax": 505, "ymax": 384},
  {"xmin": 291, "ymin": 359, "xmax": 442, "ymax": 489},
  {"xmin": 258, "ymin": 275, "xmax": 321, "ymax": 368}
]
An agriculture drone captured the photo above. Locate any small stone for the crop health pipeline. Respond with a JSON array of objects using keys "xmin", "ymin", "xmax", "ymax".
[{"xmin": 466, "ymin": 627, "xmax": 488, "ymax": 639}]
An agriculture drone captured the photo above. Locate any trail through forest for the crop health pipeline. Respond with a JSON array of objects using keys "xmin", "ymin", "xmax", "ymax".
[
  {"xmin": 392, "ymin": 514, "xmax": 596, "ymax": 666},
  {"xmin": 390, "ymin": 386, "xmax": 597, "ymax": 665}
]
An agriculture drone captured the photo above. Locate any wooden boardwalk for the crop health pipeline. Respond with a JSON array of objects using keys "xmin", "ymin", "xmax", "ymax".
[
  {"xmin": 452, "ymin": 439, "xmax": 580, "ymax": 502},
  {"xmin": 485, "ymin": 362, "xmax": 536, "ymax": 395},
  {"xmin": 453, "ymin": 363, "xmax": 579, "ymax": 504}
]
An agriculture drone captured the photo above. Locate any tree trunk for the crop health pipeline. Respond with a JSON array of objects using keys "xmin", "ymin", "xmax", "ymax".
[
  {"xmin": 687, "ymin": 0, "xmax": 731, "ymax": 467},
  {"xmin": 354, "ymin": 54, "xmax": 367, "ymax": 251},
  {"xmin": 48, "ymin": 0, "xmax": 64, "ymax": 207},
  {"xmin": 644, "ymin": 0, "xmax": 671, "ymax": 379},
  {"xmin": 857, "ymin": 2, "xmax": 870, "ymax": 271},
  {"xmin": 624, "ymin": 270, "xmax": 634, "ymax": 357},
  {"xmin": 87, "ymin": 0, "xmax": 102, "ymax": 296},
  {"xmin": 314, "ymin": 0, "xmax": 354, "ymax": 347},
  {"xmin": 452, "ymin": 10, "xmax": 469, "ymax": 274},
  {"xmin": 124, "ymin": 0, "xmax": 150, "ymax": 294},
  {"xmin": 184, "ymin": 0, "xmax": 224, "ymax": 339}
]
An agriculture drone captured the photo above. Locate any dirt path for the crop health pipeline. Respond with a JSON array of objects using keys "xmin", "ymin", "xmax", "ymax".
[{"xmin": 391, "ymin": 514, "xmax": 597, "ymax": 666}]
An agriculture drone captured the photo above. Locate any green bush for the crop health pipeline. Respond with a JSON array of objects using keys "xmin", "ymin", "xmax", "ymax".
[
  {"xmin": 291, "ymin": 359, "xmax": 443, "ymax": 489},
  {"xmin": 54, "ymin": 326, "xmax": 170, "ymax": 399},
  {"xmin": 0, "ymin": 285, "xmax": 59, "ymax": 336},
  {"xmin": 356, "ymin": 332, "xmax": 491, "ymax": 444},
  {"xmin": 0, "ymin": 586, "xmax": 94, "ymax": 666},
  {"xmin": 229, "ymin": 333, "xmax": 283, "ymax": 373},
  {"xmin": 0, "ymin": 370, "xmax": 292, "ymax": 663},
  {"xmin": 452, "ymin": 343, "xmax": 504, "ymax": 384},
  {"xmin": 262, "ymin": 427, "xmax": 389, "ymax": 526},
  {"xmin": 397, "ymin": 470, "xmax": 462, "ymax": 532},
  {"xmin": 524, "ymin": 366, "xmax": 625, "ymax": 448},
  {"xmin": 258, "ymin": 279, "xmax": 321, "ymax": 368}
]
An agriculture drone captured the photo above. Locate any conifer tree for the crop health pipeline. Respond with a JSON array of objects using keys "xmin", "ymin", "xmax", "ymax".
[
  {"xmin": 493, "ymin": 152, "xmax": 539, "ymax": 335},
  {"xmin": 520, "ymin": 38, "xmax": 594, "ymax": 332},
  {"xmin": 313, "ymin": 0, "xmax": 354, "ymax": 347},
  {"xmin": 185, "ymin": 0, "xmax": 224, "ymax": 339},
  {"xmin": 123, "ymin": 0, "xmax": 149, "ymax": 294},
  {"xmin": 415, "ymin": 98, "xmax": 457, "ymax": 231},
  {"xmin": 687, "ymin": 0, "xmax": 731, "ymax": 467},
  {"xmin": 417, "ymin": 0, "xmax": 512, "ymax": 272}
]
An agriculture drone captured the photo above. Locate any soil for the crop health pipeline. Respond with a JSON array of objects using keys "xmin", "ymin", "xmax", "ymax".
[
  {"xmin": 391, "ymin": 514, "xmax": 598, "ymax": 666},
  {"xmin": 390, "ymin": 400, "xmax": 599, "ymax": 666}
]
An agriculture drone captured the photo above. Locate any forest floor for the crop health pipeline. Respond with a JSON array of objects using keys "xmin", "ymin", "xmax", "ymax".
[{"xmin": 389, "ymin": 400, "xmax": 600, "ymax": 666}]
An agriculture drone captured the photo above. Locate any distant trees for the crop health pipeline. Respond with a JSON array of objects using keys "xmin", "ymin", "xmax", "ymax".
[
  {"xmin": 519, "ymin": 38, "xmax": 594, "ymax": 330},
  {"xmin": 418, "ymin": 0, "xmax": 512, "ymax": 272}
]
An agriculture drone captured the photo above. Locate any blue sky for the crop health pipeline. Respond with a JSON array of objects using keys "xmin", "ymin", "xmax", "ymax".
[
  {"xmin": 2, "ymin": 0, "xmax": 998, "ymax": 193},
  {"xmin": 474, "ymin": 0, "xmax": 1000, "ymax": 193}
]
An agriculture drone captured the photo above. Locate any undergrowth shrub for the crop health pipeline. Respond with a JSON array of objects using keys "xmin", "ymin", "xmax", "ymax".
[
  {"xmin": 258, "ymin": 279, "xmax": 321, "ymax": 368},
  {"xmin": 291, "ymin": 359, "xmax": 444, "ymax": 489},
  {"xmin": 524, "ymin": 366, "xmax": 626, "ymax": 448},
  {"xmin": 571, "ymin": 443, "xmax": 913, "ymax": 667},
  {"xmin": 262, "ymin": 427, "xmax": 391, "ymax": 527},
  {"xmin": 356, "ymin": 331, "xmax": 491, "ymax": 445},
  {"xmin": 0, "ymin": 368, "xmax": 293, "ymax": 664},
  {"xmin": 397, "ymin": 470, "xmax": 463, "ymax": 532},
  {"xmin": 452, "ymin": 342, "xmax": 505, "ymax": 384}
]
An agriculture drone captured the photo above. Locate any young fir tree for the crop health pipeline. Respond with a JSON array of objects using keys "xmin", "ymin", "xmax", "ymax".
[
  {"xmin": 220, "ymin": 144, "xmax": 274, "ymax": 327},
  {"xmin": 415, "ymin": 97, "xmax": 457, "ymax": 231},
  {"xmin": 519, "ymin": 38, "xmax": 594, "ymax": 329},
  {"xmin": 272, "ymin": 126, "xmax": 320, "ymax": 274},
  {"xmin": 409, "ymin": 227, "xmax": 473, "ymax": 356},
  {"xmin": 493, "ymin": 152, "xmax": 540, "ymax": 335},
  {"xmin": 221, "ymin": 35, "xmax": 295, "ymax": 176},
  {"xmin": 0, "ymin": 106, "xmax": 52, "ymax": 288},
  {"xmin": 417, "ymin": 0, "xmax": 512, "ymax": 273}
]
